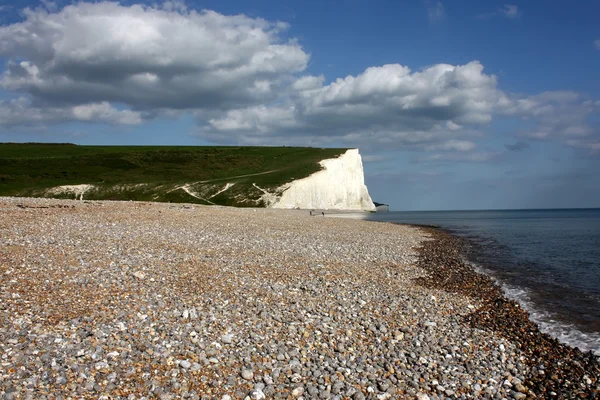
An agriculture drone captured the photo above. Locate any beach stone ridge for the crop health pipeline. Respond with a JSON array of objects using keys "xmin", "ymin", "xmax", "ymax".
[{"xmin": 0, "ymin": 197, "xmax": 598, "ymax": 399}]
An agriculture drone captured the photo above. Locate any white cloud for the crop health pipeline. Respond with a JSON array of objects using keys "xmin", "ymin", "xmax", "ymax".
[
  {"xmin": 500, "ymin": 91, "xmax": 599, "ymax": 141},
  {"xmin": 292, "ymin": 75, "xmax": 325, "ymax": 91},
  {"xmin": 72, "ymin": 102, "xmax": 142, "ymax": 125},
  {"xmin": 0, "ymin": 2, "xmax": 597, "ymax": 159},
  {"xmin": 199, "ymin": 61, "xmax": 506, "ymax": 150},
  {"xmin": 425, "ymin": 0, "xmax": 445, "ymax": 23},
  {"xmin": 0, "ymin": 2, "xmax": 308, "ymax": 112},
  {"xmin": 500, "ymin": 4, "xmax": 521, "ymax": 19},
  {"xmin": 0, "ymin": 97, "xmax": 142, "ymax": 127},
  {"xmin": 198, "ymin": 63, "xmax": 599, "ymax": 155},
  {"xmin": 594, "ymin": 40, "xmax": 600, "ymax": 50}
]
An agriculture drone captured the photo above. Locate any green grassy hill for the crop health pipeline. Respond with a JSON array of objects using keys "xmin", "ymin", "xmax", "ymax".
[{"xmin": 0, "ymin": 143, "xmax": 347, "ymax": 206}]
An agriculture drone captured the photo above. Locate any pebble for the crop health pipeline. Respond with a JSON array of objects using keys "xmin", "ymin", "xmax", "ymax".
[
  {"xmin": 241, "ymin": 369, "xmax": 254, "ymax": 381},
  {"xmin": 221, "ymin": 334, "xmax": 233, "ymax": 344},
  {"xmin": 248, "ymin": 389, "xmax": 265, "ymax": 400},
  {"xmin": 0, "ymin": 197, "xmax": 597, "ymax": 399},
  {"xmin": 133, "ymin": 270, "xmax": 146, "ymax": 280}
]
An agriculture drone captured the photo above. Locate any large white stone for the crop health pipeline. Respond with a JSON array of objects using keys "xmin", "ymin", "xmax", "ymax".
[{"xmin": 268, "ymin": 149, "xmax": 375, "ymax": 211}]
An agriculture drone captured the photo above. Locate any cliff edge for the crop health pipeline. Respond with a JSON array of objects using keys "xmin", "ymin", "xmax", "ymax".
[
  {"xmin": 2, "ymin": 144, "xmax": 375, "ymax": 210},
  {"xmin": 268, "ymin": 149, "xmax": 376, "ymax": 211}
]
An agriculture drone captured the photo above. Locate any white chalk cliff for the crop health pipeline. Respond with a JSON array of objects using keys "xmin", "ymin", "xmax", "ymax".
[{"xmin": 268, "ymin": 149, "xmax": 376, "ymax": 211}]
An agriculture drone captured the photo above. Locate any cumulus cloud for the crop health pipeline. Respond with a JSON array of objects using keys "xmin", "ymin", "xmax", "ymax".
[
  {"xmin": 199, "ymin": 61, "xmax": 508, "ymax": 150},
  {"xmin": 198, "ymin": 63, "xmax": 598, "ymax": 155},
  {"xmin": 0, "ymin": 98, "xmax": 142, "ymax": 127},
  {"xmin": 0, "ymin": 2, "xmax": 597, "ymax": 159},
  {"xmin": 501, "ymin": 91, "xmax": 599, "ymax": 141},
  {"xmin": 0, "ymin": 2, "xmax": 308, "ymax": 113},
  {"xmin": 595, "ymin": 40, "xmax": 600, "ymax": 50}
]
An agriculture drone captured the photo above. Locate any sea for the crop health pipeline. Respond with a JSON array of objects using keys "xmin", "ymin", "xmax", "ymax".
[{"xmin": 341, "ymin": 208, "xmax": 600, "ymax": 355}]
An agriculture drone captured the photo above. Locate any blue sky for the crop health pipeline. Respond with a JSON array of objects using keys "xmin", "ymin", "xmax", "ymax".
[{"xmin": 1, "ymin": 0, "xmax": 599, "ymax": 210}]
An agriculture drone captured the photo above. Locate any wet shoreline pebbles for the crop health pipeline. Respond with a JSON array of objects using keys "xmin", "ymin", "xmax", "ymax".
[
  {"xmin": 0, "ymin": 197, "xmax": 598, "ymax": 399},
  {"xmin": 411, "ymin": 226, "xmax": 600, "ymax": 399}
]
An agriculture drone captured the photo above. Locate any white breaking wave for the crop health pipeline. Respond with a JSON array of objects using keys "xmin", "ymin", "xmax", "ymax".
[
  {"xmin": 467, "ymin": 260, "xmax": 600, "ymax": 356},
  {"xmin": 501, "ymin": 284, "xmax": 600, "ymax": 356}
]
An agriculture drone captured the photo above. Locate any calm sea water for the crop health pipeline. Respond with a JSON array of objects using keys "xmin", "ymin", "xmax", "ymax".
[{"xmin": 343, "ymin": 209, "xmax": 600, "ymax": 355}]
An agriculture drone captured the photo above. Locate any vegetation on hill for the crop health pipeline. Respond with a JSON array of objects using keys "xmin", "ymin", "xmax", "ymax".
[{"xmin": 0, "ymin": 144, "xmax": 347, "ymax": 206}]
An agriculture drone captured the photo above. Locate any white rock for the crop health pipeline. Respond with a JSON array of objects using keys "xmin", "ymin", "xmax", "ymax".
[
  {"xmin": 95, "ymin": 361, "xmax": 109, "ymax": 370},
  {"xmin": 249, "ymin": 389, "xmax": 265, "ymax": 400},
  {"xmin": 241, "ymin": 369, "xmax": 254, "ymax": 380},
  {"xmin": 221, "ymin": 334, "xmax": 233, "ymax": 344},
  {"xmin": 132, "ymin": 271, "xmax": 145, "ymax": 280},
  {"xmin": 268, "ymin": 149, "xmax": 376, "ymax": 211}
]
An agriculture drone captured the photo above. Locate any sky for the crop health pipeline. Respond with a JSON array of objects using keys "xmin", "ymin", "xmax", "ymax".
[{"xmin": 1, "ymin": 0, "xmax": 599, "ymax": 211}]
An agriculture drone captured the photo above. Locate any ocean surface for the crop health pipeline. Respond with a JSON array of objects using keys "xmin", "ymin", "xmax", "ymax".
[{"xmin": 343, "ymin": 209, "xmax": 600, "ymax": 355}]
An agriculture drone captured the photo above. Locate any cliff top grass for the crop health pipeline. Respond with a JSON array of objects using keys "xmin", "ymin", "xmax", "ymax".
[{"xmin": 0, "ymin": 143, "xmax": 348, "ymax": 205}]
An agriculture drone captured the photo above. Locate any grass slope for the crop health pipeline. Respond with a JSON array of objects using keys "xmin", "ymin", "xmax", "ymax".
[{"xmin": 0, "ymin": 144, "xmax": 348, "ymax": 207}]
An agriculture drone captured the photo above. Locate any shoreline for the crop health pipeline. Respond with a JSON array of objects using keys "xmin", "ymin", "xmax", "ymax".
[
  {"xmin": 0, "ymin": 197, "xmax": 598, "ymax": 399},
  {"xmin": 338, "ymin": 212, "xmax": 600, "ymax": 358},
  {"xmin": 405, "ymin": 221, "xmax": 600, "ymax": 355},
  {"xmin": 409, "ymin": 226, "xmax": 600, "ymax": 399}
]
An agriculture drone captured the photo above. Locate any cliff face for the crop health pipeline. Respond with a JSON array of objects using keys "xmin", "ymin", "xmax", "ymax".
[
  {"xmin": 8, "ymin": 144, "xmax": 375, "ymax": 209},
  {"xmin": 268, "ymin": 149, "xmax": 376, "ymax": 211}
]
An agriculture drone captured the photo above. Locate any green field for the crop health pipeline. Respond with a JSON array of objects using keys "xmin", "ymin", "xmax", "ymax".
[{"xmin": 0, "ymin": 143, "xmax": 347, "ymax": 206}]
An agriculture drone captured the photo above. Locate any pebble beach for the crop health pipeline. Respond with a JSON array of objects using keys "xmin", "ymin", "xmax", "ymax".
[{"xmin": 0, "ymin": 198, "xmax": 598, "ymax": 400}]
